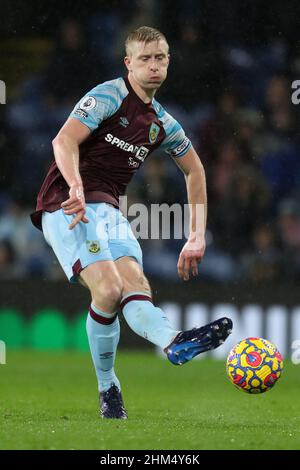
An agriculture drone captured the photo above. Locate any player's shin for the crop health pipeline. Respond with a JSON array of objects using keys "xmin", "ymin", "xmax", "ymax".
[
  {"xmin": 120, "ymin": 292, "xmax": 179, "ymax": 349},
  {"xmin": 86, "ymin": 304, "xmax": 121, "ymax": 392}
]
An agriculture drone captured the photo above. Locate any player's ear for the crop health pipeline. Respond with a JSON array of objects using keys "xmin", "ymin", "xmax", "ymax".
[{"xmin": 124, "ymin": 56, "xmax": 132, "ymax": 72}]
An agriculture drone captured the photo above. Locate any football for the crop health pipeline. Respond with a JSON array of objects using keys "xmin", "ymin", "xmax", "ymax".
[{"xmin": 226, "ymin": 337, "xmax": 284, "ymax": 394}]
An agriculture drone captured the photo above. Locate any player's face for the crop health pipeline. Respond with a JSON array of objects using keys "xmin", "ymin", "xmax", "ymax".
[{"xmin": 125, "ymin": 40, "xmax": 170, "ymax": 90}]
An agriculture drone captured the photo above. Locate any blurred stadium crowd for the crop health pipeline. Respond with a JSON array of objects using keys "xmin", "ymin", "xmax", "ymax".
[{"xmin": 1, "ymin": 0, "xmax": 300, "ymax": 283}]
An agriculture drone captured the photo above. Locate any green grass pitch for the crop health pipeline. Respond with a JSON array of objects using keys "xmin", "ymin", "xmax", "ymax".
[{"xmin": 0, "ymin": 350, "xmax": 299, "ymax": 450}]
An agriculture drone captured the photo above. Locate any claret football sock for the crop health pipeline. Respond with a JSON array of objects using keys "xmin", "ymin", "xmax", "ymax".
[
  {"xmin": 120, "ymin": 292, "xmax": 179, "ymax": 349},
  {"xmin": 86, "ymin": 304, "xmax": 121, "ymax": 393}
]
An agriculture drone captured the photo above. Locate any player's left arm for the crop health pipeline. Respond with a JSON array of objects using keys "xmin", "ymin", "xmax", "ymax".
[{"xmin": 173, "ymin": 145, "xmax": 207, "ymax": 281}]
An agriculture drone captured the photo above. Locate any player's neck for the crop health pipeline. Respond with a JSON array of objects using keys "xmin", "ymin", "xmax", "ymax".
[{"xmin": 127, "ymin": 74, "xmax": 156, "ymax": 104}]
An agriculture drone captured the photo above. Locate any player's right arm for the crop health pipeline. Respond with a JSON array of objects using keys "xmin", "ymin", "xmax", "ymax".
[
  {"xmin": 52, "ymin": 118, "xmax": 91, "ymax": 230},
  {"xmin": 52, "ymin": 78, "xmax": 127, "ymax": 230}
]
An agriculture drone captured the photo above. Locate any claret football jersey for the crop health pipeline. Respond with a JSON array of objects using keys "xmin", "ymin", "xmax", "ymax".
[{"xmin": 31, "ymin": 76, "xmax": 191, "ymax": 230}]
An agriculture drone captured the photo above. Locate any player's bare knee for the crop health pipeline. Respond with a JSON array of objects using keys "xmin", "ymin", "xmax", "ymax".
[
  {"xmin": 137, "ymin": 271, "xmax": 151, "ymax": 295},
  {"xmin": 122, "ymin": 273, "xmax": 151, "ymax": 297},
  {"xmin": 104, "ymin": 282, "xmax": 123, "ymax": 304},
  {"xmin": 93, "ymin": 277, "xmax": 123, "ymax": 309},
  {"xmin": 141, "ymin": 274, "xmax": 151, "ymax": 296}
]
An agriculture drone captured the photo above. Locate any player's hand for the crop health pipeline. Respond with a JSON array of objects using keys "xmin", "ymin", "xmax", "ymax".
[
  {"xmin": 61, "ymin": 184, "xmax": 89, "ymax": 230},
  {"xmin": 177, "ymin": 236, "xmax": 206, "ymax": 281}
]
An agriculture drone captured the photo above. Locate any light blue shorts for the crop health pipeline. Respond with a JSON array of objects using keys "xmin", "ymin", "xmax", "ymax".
[{"xmin": 42, "ymin": 202, "xmax": 143, "ymax": 283}]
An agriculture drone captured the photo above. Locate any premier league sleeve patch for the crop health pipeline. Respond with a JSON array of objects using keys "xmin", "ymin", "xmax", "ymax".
[{"xmin": 80, "ymin": 96, "xmax": 97, "ymax": 111}]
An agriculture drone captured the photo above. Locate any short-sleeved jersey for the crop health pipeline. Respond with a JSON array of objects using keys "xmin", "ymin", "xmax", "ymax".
[{"xmin": 31, "ymin": 76, "xmax": 191, "ymax": 230}]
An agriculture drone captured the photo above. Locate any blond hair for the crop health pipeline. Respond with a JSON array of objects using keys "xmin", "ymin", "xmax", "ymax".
[{"xmin": 125, "ymin": 26, "xmax": 168, "ymax": 55}]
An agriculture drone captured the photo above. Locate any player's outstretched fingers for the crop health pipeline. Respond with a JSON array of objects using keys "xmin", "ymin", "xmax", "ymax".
[
  {"xmin": 69, "ymin": 211, "xmax": 88, "ymax": 230},
  {"xmin": 178, "ymin": 251, "xmax": 194, "ymax": 280},
  {"xmin": 182, "ymin": 254, "xmax": 192, "ymax": 281},
  {"xmin": 61, "ymin": 197, "xmax": 79, "ymax": 208},
  {"xmin": 69, "ymin": 213, "xmax": 81, "ymax": 230},
  {"xmin": 191, "ymin": 257, "xmax": 199, "ymax": 277},
  {"xmin": 62, "ymin": 200, "xmax": 85, "ymax": 212},
  {"xmin": 63, "ymin": 204, "xmax": 84, "ymax": 215},
  {"xmin": 177, "ymin": 251, "xmax": 185, "ymax": 280}
]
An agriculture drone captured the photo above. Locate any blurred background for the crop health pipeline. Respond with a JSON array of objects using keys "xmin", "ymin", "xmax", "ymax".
[{"xmin": 0, "ymin": 0, "xmax": 300, "ymax": 356}]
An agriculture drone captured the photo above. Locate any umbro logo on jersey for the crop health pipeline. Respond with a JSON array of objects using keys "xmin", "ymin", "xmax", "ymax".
[
  {"xmin": 119, "ymin": 116, "xmax": 129, "ymax": 128},
  {"xmin": 74, "ymin": 108, "xmax": 88, "ymax": 119}
]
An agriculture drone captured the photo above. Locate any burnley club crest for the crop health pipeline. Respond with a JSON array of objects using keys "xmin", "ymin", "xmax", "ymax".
[{"xmin": 149, "ymin": 123, "xmax": 160, "ymax": 144}]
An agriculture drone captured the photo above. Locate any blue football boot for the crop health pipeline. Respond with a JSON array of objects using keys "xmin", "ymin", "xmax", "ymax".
[{"xmin": 165, "ymin": 317, "xmax": 233, "ymax": 365}]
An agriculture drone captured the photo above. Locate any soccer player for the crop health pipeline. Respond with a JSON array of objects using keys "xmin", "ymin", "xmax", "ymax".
[{"xmin": 31, "ymin": 26, "xmax": 232, "ymax": 419}]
